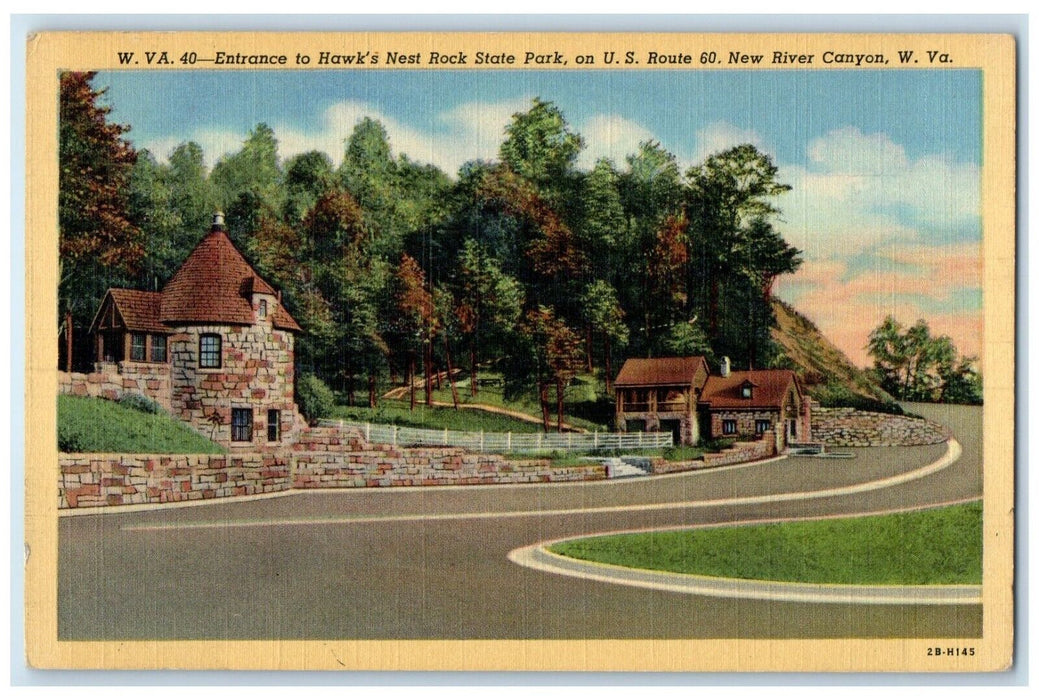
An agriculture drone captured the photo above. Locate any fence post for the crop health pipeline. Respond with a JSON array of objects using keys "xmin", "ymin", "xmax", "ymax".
[
  {"xmin": 480, "ymin": 430, "xmax": 485, "ymax": 451},
  {"xmin": 392, "ymin": 425, "xmax": 398, "ymax": 447},
  {"xmin": 568, "ymin": 432, "xmax": 573, "ymax": 451},
  {"xmin": 537, "ymin": 432, "xmax": 543, "ymax": 450},
  {"xmin": 594, "ymin": 431, "xmax": 598, "ymax": 449},
  {"xmin": 639, "ymin": 431, "xmax": 643, "ymax": 447},
  {"xmin": 365, "ymin": 422, "xmax": 371, "ymax": 443},
  {"xmin": 507, "ymin": 432, "xmax": 512, "ymax": 451},
  {"xmin": 444, "ymin": 427, "xmax": 449, "ymax": 445}
]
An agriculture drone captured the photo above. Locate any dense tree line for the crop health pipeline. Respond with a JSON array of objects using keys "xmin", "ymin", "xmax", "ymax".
[{"xmin": 61, "ymin": 72, "xmax": 819, "ymax": 425}]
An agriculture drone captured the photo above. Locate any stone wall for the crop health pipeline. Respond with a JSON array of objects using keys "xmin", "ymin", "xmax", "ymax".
[
  {"xmin": 810, "ymin": 407, "xmax": 950, "ymax": 446},
  {"xmin": 59, "ymin": 425, "xmax": 607, "ymax": 509},
  {"xmin": 168, "ymin": 322, "xmax": 303, "ymax": 449},
  {"xmin": 648, "ymin": 432, "xmax": 775, "ymax": 474},
  {"xmin": 59, "ymin": 453, "xmax": 292, "ymax": 509},
  {"xmin": 59, "ymin": 363, "xmax": 172, "ymax": 409}
]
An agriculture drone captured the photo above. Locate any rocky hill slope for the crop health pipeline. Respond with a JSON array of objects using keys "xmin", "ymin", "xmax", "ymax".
[{"xmin": 771, "ymin": 299, "xmax": 895, "ymax": 408}]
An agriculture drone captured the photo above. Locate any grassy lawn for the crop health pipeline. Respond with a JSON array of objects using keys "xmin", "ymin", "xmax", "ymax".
[
  {"xmin": 330, "ymin": 400, "xmax": 548, "ymax": 433},
  {"xmin": 58, "ymin": 395, "xmax": 225, "ymax": 454},
  {"xmin": 428, "ymin": 372, "xmax": 610, "ymax": 432},
  {"xmin": 549, "ymin": 501, "xmax": 982, "ymax": 585}
]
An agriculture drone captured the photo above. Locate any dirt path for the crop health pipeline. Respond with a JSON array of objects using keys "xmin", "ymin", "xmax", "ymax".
[{"xmin": 425, "ymin": 400, "xmax": 587, "ymax": 433}]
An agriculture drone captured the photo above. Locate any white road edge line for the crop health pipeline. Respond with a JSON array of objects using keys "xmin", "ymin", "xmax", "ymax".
[
  {"xmin": 119, "ymin": 438, "xmax": 962, "ymax": 533},
  {"xmin": 507, "ymin": 496, "xmax": 983, "ymax": 605}
]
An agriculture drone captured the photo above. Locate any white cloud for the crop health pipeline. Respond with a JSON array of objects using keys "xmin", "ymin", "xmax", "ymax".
[
  {"xmin": 576, "ymin": 114, "xmax": 655, "ymax": 169},
  {"xmin": 778, "ymin": 127, "xmax": 980, "ymax": 260},
  {"xmin": 689, "ymin": 121, "xmax": 767, "ymax": 165}
]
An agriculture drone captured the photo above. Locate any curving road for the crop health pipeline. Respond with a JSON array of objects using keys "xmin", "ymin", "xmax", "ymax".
[{"xmin": 58, "ymin": 404, "xmax": 982, "ymax": 640}]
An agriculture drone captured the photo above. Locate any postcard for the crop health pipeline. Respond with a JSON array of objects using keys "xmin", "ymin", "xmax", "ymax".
[{"xmin": 24, "ymin": 30, "xmax": 1015, "ymax": 672}]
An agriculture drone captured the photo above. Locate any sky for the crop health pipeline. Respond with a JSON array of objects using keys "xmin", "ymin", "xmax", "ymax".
[{"xmin": 95, "ymin": 68, "xmax": 983, "ymax": 368}]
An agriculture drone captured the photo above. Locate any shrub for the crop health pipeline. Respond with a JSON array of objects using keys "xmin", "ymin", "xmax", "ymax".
[
  {"xmin": 296, "ymin": 373, "xmax": 335, "ymax": 425},
  {"xmin": 117, "ymin": 392, "xmax": 165, "ymax": 415},
  {"xmin": 810, "ymin": 382, "xmax": 904, "ymax": 415}
]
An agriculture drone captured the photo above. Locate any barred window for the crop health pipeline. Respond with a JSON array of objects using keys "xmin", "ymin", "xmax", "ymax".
[
  {"xmin": 199, "ymin": 334, "xmax": 221, "ymax": 368},
  {"xmin": 150, "ymin": 335, "xmax": 167, "ymax": 363},
  {"xmin": 755, "ymin": 419, "xmax": 771, "ymax": 434},
  {"xmin": 130, "ymin": 333, "xmax": 147, "ymax": 361},
  {"xmin": 231, "ymin": 408, "xmax": 253, "ymax": 442},
  {"xmin": 722, "ymin": 419, "xmax": 737, "ymax": 435}
]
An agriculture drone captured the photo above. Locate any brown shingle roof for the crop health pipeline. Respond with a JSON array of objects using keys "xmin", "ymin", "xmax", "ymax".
[
  {"xmin": 89, "ymin": 289, "xmax": 166, "ymax": 334},
  {"xmin": 699, "ymin": 370, "xmax": 799, "ymax": 410},
  {"xmin": 614, "ymin": 356, "xmax": 708, "ymax": 387},
  {"xmin": 160, "ymin": 230, "xmax": 301, "ymax": 332}
]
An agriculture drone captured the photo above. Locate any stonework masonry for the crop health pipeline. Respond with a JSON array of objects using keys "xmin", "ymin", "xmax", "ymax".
[
  {"xmin": 810, "ymin": 407, "xmax": 950, "ymax": 447},
  {"xmin": 59, "ymin": 425, "xmax": 608, "ymax": 509},
  {"xmin": 59, "ymin": 363, "xmax": 172, "ymax": 408},
  {"xmin": 167, "ymin": 321, "xmax": 304, "ymax": 449}
]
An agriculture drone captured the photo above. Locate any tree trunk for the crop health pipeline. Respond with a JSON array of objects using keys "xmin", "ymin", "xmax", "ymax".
[
  {"xmin": 585, "ymin": 325, "xmax": 594, "ymax": 372},
  {"xmin": 409, "ymin": 354, "xmax": 416, "ymax": 410},
  {"xmin": 424, "ymin": 341, "xmax": 433, "ymax": 407},
  {"xmin": 368, "ymin": 372, "xmax": 377, "ymax": 408},
  {"xmin": 604, "ymin": 336, "xmax": 613, "ymax": 394},
  {"xmin": 346, "ymin": 373, "xmax": 355, "ymax": 407},
  {"xmin": 556, "ymin": 376, "xmax": 565, "ymax": 433},
  {"xmin": 539, "ymin": 381, "xmax": 551, "ymax": 433},
  {"xmin": 444, "ymin": 333, "xmax": 460, "ymax": 409},
  {"xmin": 469, "ymin": 345, "xmax": 478, "ymax": 397},
  {"xmin": 64, "ymin": 309, "xmax": 74, "ymax": 372}
]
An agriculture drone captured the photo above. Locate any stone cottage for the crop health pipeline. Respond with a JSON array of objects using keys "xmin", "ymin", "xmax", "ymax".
[
  {"xmin": 698, "ymin": 367, "xmax": 811, "ymax": 451},
  {"xmin": 84, "ymin": 213, "xmax": 303, "ymax": 449},
  {"xmin": 614, "ymin": 356, "xmax": 711, "ymax": 445},
  {"xmin": 614, "ymin": 356, "xmax": 811, "ymax": 450}
]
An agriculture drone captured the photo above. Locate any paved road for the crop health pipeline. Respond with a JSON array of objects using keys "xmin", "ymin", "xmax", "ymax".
[{"xmin": 58, "ymin": 404, "xmax": 983, "ymax": 640}]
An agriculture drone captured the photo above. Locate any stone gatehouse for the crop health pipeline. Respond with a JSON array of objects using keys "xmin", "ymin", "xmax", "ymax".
[{"xmin": 76, "ymin": 213, "xmax": 304, "ymax": 449}]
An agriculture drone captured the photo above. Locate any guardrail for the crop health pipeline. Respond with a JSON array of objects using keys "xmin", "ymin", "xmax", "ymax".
[{"xmin": 319, "ymin": 419, "xmax": 673, "ymax": 453}]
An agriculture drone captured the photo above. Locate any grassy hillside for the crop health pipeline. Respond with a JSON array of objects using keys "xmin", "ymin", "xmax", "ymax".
[
  {"xmin": 58, "ymin": 395, "xmax": 225, "ymax": 454},
  {"xmin": 771, "ymin": 299, "xmax": 896, "ymax": 409}
]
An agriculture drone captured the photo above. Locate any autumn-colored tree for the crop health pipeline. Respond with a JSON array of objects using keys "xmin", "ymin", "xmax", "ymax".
[
  {"xmin": 514, "ymin": 306, "xmax": 584, "ymax": 432},
  {"xmin": 59, "ymin": 71, "xmax": 142, "ymax": 370},
  {"xmin": 390, "ymin": 254, "xmax": 435, "ymax": 408}
]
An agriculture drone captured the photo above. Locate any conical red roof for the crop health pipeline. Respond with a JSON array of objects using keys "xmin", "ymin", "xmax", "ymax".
[{"xmin": 160, "ymin": 228, "xmax": 301, "ymax": 332}]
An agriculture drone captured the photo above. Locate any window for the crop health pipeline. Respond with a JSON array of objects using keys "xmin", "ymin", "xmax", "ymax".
[
  {"xmin": 130, "ymin": 333, "xmax": 147, "ymax": 361},
  {"xmin": 199, "ymin": 334, "xmax": 221, "ymax": 368},
  {"xmin": 231, "ymin": 408, "xmax": 253, "ymax": 442},
  {"xmin": 722, "ymin": 419, "xmax": 737, "ymax": 435},
  {"xmin": 741, "ymin": 384, "xmax": 753, "ymax": 399},
  {"xmin": 258, "ymin": 299, "xmax": 268, "ymax": 319},
  {"xmin": 755, "ymin": 419, "xmax": 771, "ymax": 434},
  {"xmin": 267, "ymin": 409, "xmax": 281, "ymax": 442},
  {"xmin": 150, "ymin": 335, "xmax": 167, "ymax": 363}
]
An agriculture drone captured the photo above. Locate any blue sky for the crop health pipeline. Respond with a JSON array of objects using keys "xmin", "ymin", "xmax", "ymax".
[{"xmin": 95, "ymin": 68, "xmax": 984, "ymax": 366}]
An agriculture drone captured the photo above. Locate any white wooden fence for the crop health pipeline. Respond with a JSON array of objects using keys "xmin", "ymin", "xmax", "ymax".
[{"xmin": 319, "ymin": 419, "xmax": 672, "ymax": 454}]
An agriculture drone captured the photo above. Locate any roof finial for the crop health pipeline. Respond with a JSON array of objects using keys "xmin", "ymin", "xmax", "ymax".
[{"xmin": 211, "ymin": 211, "xmax": 226, "ymax": 233}]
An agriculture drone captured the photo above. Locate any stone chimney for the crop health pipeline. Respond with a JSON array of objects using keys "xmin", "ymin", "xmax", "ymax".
[
  {"xmin": 720, "ymin": 356, "xmax": 731, "ymax": 378},
  {"xmin": 211, "ymin": 211, "xmax": 226, "ymax": 233}
]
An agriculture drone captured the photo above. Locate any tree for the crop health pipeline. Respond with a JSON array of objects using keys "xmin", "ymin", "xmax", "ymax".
[
  {"xmin": 283, "ymin": 150, "xmax": 334, "ymax": 227},
  {"xmin": 579, "ymin": 280, "xmax": 629, "ymax": 392},
  {"xmin": 389, "ymin": 254, "xmax": 435, "ymax": 409},
  {"xmin": 866, "ymin": 316, "xmax": 982, "ymax": 403},
  {"xmin": 454, "ymin": 239, "xmax": 524, "ymax": 396},
  {"xmin": 499, "ymin": 97, "xmax": 584, "ymax": 204},
  {"xmin": 578, "ymin": 158, "xmax": 627, "ymax": 283},
  {"xmin": 512, "ymin": 306, "xmax": 584, "ymax": 432},
  {"xmin": 210, "ymin": 123, "xmax": 283, "ymax": 246},
  {"xmin": 686, "ymin": 144, "xmax": 791, "ymax": 343},
  {"xmin": 58, "ymin": 71, "xmax": 142, "ymax": 370}
]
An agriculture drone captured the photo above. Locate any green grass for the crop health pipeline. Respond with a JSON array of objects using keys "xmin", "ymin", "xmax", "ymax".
[
  {"xmin": 330, "ymin": 401, "xmax": 549, "ymax": 433},
  {"xmin": 58, "ymin": 395, "xmax": 225, "ymax": 454},
  {"xmin": 549, "ymin": 501, "xmax": 982, "ymax": 585},
  {"xmin": 428, "ymin": 372, "xmax": 609, "ymax": 432}
]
